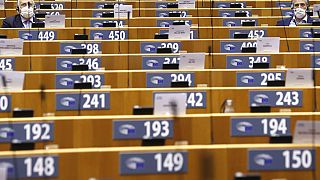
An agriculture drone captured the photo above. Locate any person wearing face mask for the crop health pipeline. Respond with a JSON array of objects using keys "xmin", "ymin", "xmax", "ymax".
[
  {"xmin": 2, "ymin": 0, "xmax": 42, "ymax": 28},
  {"xmin": 276, "ymin": 0, "xmax": 314, "ymax": 26}
]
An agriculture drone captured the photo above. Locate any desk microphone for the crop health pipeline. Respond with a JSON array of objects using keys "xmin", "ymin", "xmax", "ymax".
[
  {"xmin": 278, "ymin": 0, "xmax": 290, "ymax": 52},
  {"xmin": 138, "ymin": 0, "xmax": 141, "ymax": 17},
  {"xmin": 3, "ymin": 0, "xmax": 6, "ymax": 19},
  {"xmin": 196, "ymin": 0, "xmax": 200, "ymax": 38},
  {"xmin": 127, "ymin": 11, "xmax": 131, "ymax": 87},
  {"xmin": 309, "ymin": 26, "xmax": 318, "ymax": 180},
  {"xmin": 70, "ymin": 0, "xmax": 73, "ymax": 27}
]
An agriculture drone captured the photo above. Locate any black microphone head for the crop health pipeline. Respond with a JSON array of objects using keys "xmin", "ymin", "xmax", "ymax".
[
  {"xmin": 40, "ymin": 84, "xmax": 46, "ymax": 100},
  {"xmin": 169, "ymin": 100, "xmax": 177, "ymax": 116},
  {"xmin": 1, "ymin": 75, "xmax": 6, "ymax": 88}
]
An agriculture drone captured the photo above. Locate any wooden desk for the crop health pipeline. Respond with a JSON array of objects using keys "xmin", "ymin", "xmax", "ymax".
[
  {"xmin": 0, "ymin": 112, "xmax": 319, "ymax": 149},
  {"xmin": 0, "ymin": 8, "xmax": 289, "ymax": 18},
  {"xmin": 0, "ymin": 114, "xmax": 212, "ymax": 149},
  {"xmin": 4, "ymin": 0, "xmax": 320, "ymax": 8},
  {"xmin": 0, "ymin": 87, "xmax": 316, "ymax": 117},
  {"xmin": 22, "ymin": 71, "xmax": 129, "ymax": 89},
  {"xmin": 0, "ymin": 144, "xmax": 317, "ymax": 180},
  {"xmin": 66, "ymin": 16, "xmax": 282, "ymax": 27},
  {"xmin": 14, "ymin": 38, "xmax": 314, "ymax": 55},
  {"xmin": 3, "ymin": 52, "xmax": 318, "ymax": 71},
  {"xmin": 211, "ymin": 112, "xmax": 320, "ymax": 144},
  {"xmin": 0, "ymin": 16, "xmax": 282, "ymax": 27},
  {"xmin": 16, "ymin": 69, "xmax": 320, "ymax": 89},
  {"xmin": 0, "ymin": 26, "xmax": 312, "ymax": 40}
]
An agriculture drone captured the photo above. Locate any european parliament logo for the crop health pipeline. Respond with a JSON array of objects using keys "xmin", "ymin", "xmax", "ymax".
[
  {"xmin": 0, "ymin": 162, "xmax": 14, "ymax": 174},
  {"xmin": 126, "ymin": 157, "xmax": 145, "ymax": 170},
  {"xmin": 0, "ymin": 127, "xmax": 14, "ymax": 138},
  {"xmin": 97, "ymin": 5, "xmax": 104, "ymax": 8},
  {"xmin": 222, "ymin": 12, "xmax": 231, "ymax": 17},
  {"xmin": 93, "ymin": 22, "xmax": 103, "ymax": 27},
  {"xmin": 159, "ymin": 12, "xmax": 168, "ymax": 17},
  {"xmin": 119, "ymin": 124, "xmax": 136, "ymax": 135},
  {"xmin": 59, "ymin": 78, "xmax": 74, "ymax": 87},
  {"xmin": 218, "ymin": 4, "xmax": 227, "ymax": 8},
  {"xmin": 236, "ymin": 122, "xmax": 253, "ymax": 132},
  {"xmin": 254, "ymin": 94, "xmax": 269, "ymax": 104},
  {"xmin": 315, "ymin": 58, "xmax": 320, "ymax": 66},
  {"xmin": 240, "ymin": 75, "xmax": 254, "ymax": 84},
  {"xmin": 21, "ymin": 32, "xmax": 33, "ymax": 40},
  {"xmin": 279, "ymin": 3, "xmax": 289, "ymax": 7},
  {"xmin": 285, "ymin": 11, "xmax": 294, "ymax": 16},
  {"xmin": 63, "ymin": 45, "xmax": 76, "ymax": 53},
  {"xmin": 95, "ymin": 13, "xmax": 102, "ymax": 18},
  {"xmin": 60, "ymin": 97, "xmax": 76, "ymax": 107},
  {"xmin": 224, "ymin": 44, "xmax": 236, "ymax": 51},
  {"xmin": 150, "ymin": 76, "xmax": 164, "ymax": 85},
  {"xmin": 254, "ymin": 154, "xmax": 273, "ymax": 166},
  {"xmin": 226, "ymin": 21, "xmax": 236, "ymax": 26},
  {"xmin": 144, "ymin": 45, "xmax": 156, "ymax": 52},
  {"xmin": 93, "ymin": 33, "xmax": 104, "ymax": 40},
  {"xmin": 303, "ymin": 44, "xmax": 314, "ymax": 51},
  {"xmin": 302, "ymin": 31, "xmax": 312, "ymax": 38},
  {"xmin": 159, "ymin": 21, "xmax": 170, "ymax": 27},
  {"xmin": 146, "ymin": 59, "xmax": 160, "ymax": 68},
  {"xmin": 60, "ymin": 60, "xmax": 73, "ymax": 69},
  {"xmin": 230, "ymin": 59, "xmax": 243, "ymax": 66}
]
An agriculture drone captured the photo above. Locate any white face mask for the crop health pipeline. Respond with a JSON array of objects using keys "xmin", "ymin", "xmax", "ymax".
[
  {"xmin": 294, "ymin": 7, "xmax": 306, "ymax": 19},
  {"xmin": 20, "ymin": 6, "xmax": 34, "ymax": 19}
]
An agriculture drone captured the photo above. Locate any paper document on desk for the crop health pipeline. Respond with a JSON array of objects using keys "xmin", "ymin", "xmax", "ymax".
[
  {"xmin": 294, "ymin": 120, "xmax": 320, "ymax": 144},
  {"xmin": 285, "ymin": 68, "xmax": 313, "ymax": 87},
  {"xmin": 154, "ymin": 93, "xmax": 187, "ymax": 115},
  {"xmin": 178, "ymin": 0, "xmax": 195, "ymax": 8},
  {"xmin": 0, "ymin": 71, "xmax": 25, "ymax": 91},
  {"xmin": 45, "ymin": 15, "xmax": 65, "ymax": 28},
  {"xmin": 313, "ymin": 4, "xmax": 320, "ymax": 16},
  {"xmin": 179, "ymin": 52, "xmax": 205, "ymax": 69},
  {"xmin": 0, "ymin": 39, "xmax": 23, "ymax": 55},
  {"xmin": 256, "ymin": 37, "xmax": 280, "ymax": 53},
  {"xmin": 0, "ymin": 0, "xmax": 4, "ymax": 10},
  {"xmin": 114, "ymin": 4, "xmax": 132, "ymax": 18},
  {"xmin": 169, "ymin": 25, "xmax": 190, "ymax": 39}
]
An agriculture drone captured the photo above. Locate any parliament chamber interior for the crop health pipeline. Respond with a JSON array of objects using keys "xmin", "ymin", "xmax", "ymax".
[{"xmin": 0, "ymin": 0, "xmax": 319, "ymax": 179}]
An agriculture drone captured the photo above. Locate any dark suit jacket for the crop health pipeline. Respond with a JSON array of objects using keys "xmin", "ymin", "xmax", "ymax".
[
  {"xmin": 2, "ymin": 14, "xmax": 42, "ymax": 28},
  {"xmin": 276, "ymin": 15, "xmax": 314, "ymax": 26}
]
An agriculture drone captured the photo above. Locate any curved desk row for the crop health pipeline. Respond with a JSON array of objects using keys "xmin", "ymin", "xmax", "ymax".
[
  {"xmin": 13, "ymin": 38, "xmax": 320, "ymax": 54},
  {"xmin": 0, "ymin": 87, "xmax": 316, "ymax": 117},
  {"xmin": 0, "ymin": 112, "xmax": 317, "ymax": 149},
  {"xmin": 0, "ymin": 16, "xmax": 282, "ymax": 27},
  {"xmin": 0, "ymin": 26, "xmax": 316, "ymax": 40},
  {"xmin": 0, "ymin": 144, "xmax": 318, "ymax": 180},
  {"xmin": 0, "ymin": 53, "xmax": 317, "ymax": 71}
]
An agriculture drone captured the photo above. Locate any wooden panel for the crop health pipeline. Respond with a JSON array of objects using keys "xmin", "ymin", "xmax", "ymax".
[
  {"xmin": 3, "ymin": 53, "xmax": 316, "ymax": 71},
  {"xmin": 0, "ymin": 8, "xmax": 291, "ymax": 18},
  {"xmin": 0, "ymin": 16, "xmax": 283, "ymax": 27},
  {"xmin": 0, "ymin": 144, "xmax": 317, "ymax": 180},
  {"xmin": 16, "ymin": 39, "xmax": 307, "ymax": 55},
  {"xmin": 0, "ymin": 115, "xmax": 211, "ymax": 150},
  {"xmin": 3, "ymin": 0, "xmax": 320, "ymax": 9},
  {"xmin": 0, "ymin": 27, "xmax": 310, "ymax": 40},
  {"xmin": 0, "ymin": 87, "xmax": 316, "ymax": 117},
  {"xmin": 17, "ymin": 70, "xmax": 320, "ymax": 89}
]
